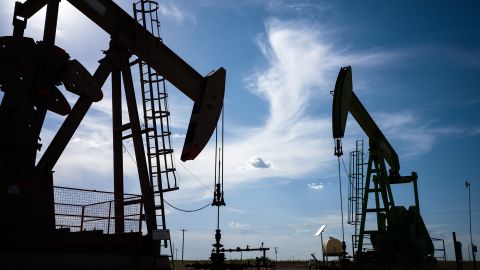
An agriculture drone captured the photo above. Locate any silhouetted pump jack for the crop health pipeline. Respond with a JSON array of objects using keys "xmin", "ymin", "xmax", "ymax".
[
  {"xmin": 332, "ymin": 66, "xmax": 436, "ymax": 269},
  {"xmin": 0, "ymin": 0, "xmax": 225, "ymax": 269}
]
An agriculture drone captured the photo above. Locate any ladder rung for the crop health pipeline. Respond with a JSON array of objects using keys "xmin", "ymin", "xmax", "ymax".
[
  {"xmin": 148, "ymin": 149, "xmax": 174, "ymax": 156},
  {"xmin": 149, "ymin": 77, "xmax": 165, "ymax": 83},
  {"xmin": 154, "ymin": 186, "xmax": 179, "ymax": 193},
  {"xmin": 154, "ymin": 111, "xmax": 170, "ymax": 117},
  {"xmin": 129, "ymin": 58, "xmax": 141, "ymax": 66},
  {"xmin": 145, "ymin": 97, "xmax": 160, "ymax": 102},
  {"xmin": 365, "ymin": 208, "xmax": 386, "ymax": 213},
  {"xmin": 115, "ymin": 123, "xmax": 131, "ymax": 132},
  {"xmin": 155, "ymin": 132, "xmax": 171, "ymax": 138},
  {"xmin": 160, "ymin": 168, "xmax": 176, "ymax": 174},
  {"xmin": 121, "ymin": 127, "xmax": 154, "ymax": 140}
]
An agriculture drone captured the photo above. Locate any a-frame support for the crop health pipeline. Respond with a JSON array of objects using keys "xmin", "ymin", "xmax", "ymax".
[
  {"xmin": 356, "ymin": 142, "xmax": 421, "ymax": 255},
  {"xmin": 37, "ymin": 40, "xmax": 159, "ymax": 235},
  {"xmin": 356, "ymin": 143, "xmax": 394, "ymax": 253},
  {"xmin": 109, "ymin": 43, "xmax": 158, "ymax": 234}
]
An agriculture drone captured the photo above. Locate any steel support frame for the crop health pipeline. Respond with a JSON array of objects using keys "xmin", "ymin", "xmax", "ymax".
[
  {"xmin": 37, "ymin": 43, "xmax": 158, "ymax": 234},
  {"xmin": 5, "ymin": 0, "xmax": 224, "ymax": 241},
  {"xmin": 36, "ymin": 60, "xmax": 112, "ymax": 171},
  {"xmin": 118, "ymin": 50, "xmax": 157, "ymax": 233},
  {"xmin": 112, "ymin": 68, "xmax": 124, "ymax": 234},
  {"xmin": 356, "ymin": 144, "xmax": 421, "ymax": 255},
  {"xmin": 29, "ymin": 0, "xmax": 60, "ymax": 167},
  {"xmin": 356, "ymin": 145, "xmax": 394, "ymax": 254}
]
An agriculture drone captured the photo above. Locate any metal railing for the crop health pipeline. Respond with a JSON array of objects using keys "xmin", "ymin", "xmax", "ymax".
[
  {"xmin": 432, "ymin": 237, "xmax": 447, "ymax": 262},
  {"xmin": 54, "ymin": 186, "xmax": 144, "ymax": 234}
]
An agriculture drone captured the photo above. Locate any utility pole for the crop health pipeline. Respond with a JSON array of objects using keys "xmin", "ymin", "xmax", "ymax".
[
  {"xmin": 181, "ymin": 229, "xmax": 188, "ymax": 262},
  {"xmin": 274, "ymin": 247, "xmax": 278, "ymax": 262},
  {"xmin": 466, "ymin": 181, "xmax": 477, "ymax": 270}
]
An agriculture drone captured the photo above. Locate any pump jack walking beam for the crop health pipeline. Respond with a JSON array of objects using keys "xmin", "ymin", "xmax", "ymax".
[
  {"xmin": 14, "ymin": 0, "xmax": 226, "ymax": 165},
  {"xmin": 66, "ymin": 0, "xmax": 226, "ymax": 162}
]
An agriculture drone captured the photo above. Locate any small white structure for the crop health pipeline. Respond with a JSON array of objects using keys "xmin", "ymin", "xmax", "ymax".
[{"xmin": 323, "ymin": 237, "xmax": 342, "ymax": 257}]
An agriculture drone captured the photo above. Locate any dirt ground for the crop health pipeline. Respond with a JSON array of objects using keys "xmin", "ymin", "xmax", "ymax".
[{"xmin": 174, "ymin": 260, "xmax": 477, "ymax": 270}]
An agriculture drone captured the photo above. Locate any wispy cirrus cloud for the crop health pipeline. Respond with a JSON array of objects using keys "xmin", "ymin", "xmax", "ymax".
[
  {"xmin": 372, "ymin": 111, "xmax": 480, "ymax": 159},
  {"xmin": 165, "ymin": 18, "xmax": 405, "ymax": 203},
  {"xmin": 210, "ymin": 18, "xmax": 395, "ymax": 185},
  {"xmin": 157, "ymin": 2, "xmax": 196, "ymax": 26}
]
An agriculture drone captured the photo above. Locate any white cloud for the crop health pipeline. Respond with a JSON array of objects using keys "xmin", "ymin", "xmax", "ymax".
[
  {"xmin": 242, "ymin": 156, "xmax": 273, "ymax": 169},
  {"xmin": 307, "ymin": 182, "xmax": 324, "ymax": 190},
  {"xmin": 229, "ymin": 221, "xmax": 250, "ymax": 229}
]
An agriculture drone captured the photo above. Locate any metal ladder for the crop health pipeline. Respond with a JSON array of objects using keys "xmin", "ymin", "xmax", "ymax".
[
  {"xmin": 133, "ymin": 0, "xmax": 178, "ymax": 263},
  {"xmin": 347, "ymin": 140, "xmax": 366, "ymax": 255}
]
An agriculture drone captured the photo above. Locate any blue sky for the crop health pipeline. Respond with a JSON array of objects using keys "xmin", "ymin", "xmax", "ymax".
[{"xmin": 1, "ymin": 0, "xmax": 479, "ymax": 261}]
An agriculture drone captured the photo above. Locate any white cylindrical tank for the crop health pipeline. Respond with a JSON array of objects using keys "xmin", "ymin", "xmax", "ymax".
[{"xmin": 323, "ymin": 237, "xmax": 342, "ymax": 256}]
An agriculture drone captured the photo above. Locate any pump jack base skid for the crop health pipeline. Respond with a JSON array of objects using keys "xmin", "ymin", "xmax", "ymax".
[
  {"xmin": 0, "ymin": 231, "xmax": 171, "ymax": 270},
  {"xmin": 352, "ymin": 252, "xmax": 438, "ymax": 270}
]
